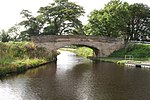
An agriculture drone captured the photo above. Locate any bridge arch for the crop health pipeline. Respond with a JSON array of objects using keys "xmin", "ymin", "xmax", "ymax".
[
  {"xmin": 53, "ymin": 43, "xmax": 100, "ymax": 57},
  {"xmin": 31, "ymin": 35, "xmax": 124, "ymax": 57}
]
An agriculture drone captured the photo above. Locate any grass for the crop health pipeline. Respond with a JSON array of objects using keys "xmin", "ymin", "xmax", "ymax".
[
  {"xmin": 98, "ymin": 43, "xmax": 150, "ymax": 65},
  {"xmin": 74, "ymin": 47, "xmax": 93, "ymax": 57},
  {"xmin": 0, "ymin": 58, "xmax": 47, "ymax": 76},
  {"xmin": 11, "ymin": 58, "xmax": 46, "ymax": 67},
  {"xmin": 0, "ymin": 42, "xmax": 57, "ymax": 77},
  {"xmin": 110, "ymin": 43, "xmax": 150, "ymax": 58},
  {"xmin": 59, "ymin": 48, "xmax": 76, "ymax": 52},
  {"xmin": 97, "ymin": 57, "xmax": 148, "ymax": 66},
  {"xmin": 60, "ymin": 47, "xmax": 93, "ymax": 57}
]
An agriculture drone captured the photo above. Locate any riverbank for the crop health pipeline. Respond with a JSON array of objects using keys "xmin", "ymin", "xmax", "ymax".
[
  {"xmin": 96, "ymin": 43, "xmax": 150, "ymax": 65},
  {"xmin": 96, "ymin": 57, "xmax": 146, "ymax": 64},
  {"xmin": 0, "ymin": 42, "xmax": 57, "ymax": 77},
  {"xmin": 60, "ymin": 43, "xmax": 150, "ymax": 66}
]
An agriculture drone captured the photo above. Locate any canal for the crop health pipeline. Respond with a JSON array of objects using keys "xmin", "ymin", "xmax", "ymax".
[{"xmin": 1, "ymin": 51, "xmax": 150, "ymax": 100}]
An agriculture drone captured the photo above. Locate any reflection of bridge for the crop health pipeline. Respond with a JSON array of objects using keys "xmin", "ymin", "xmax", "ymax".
[{"xmin": 31, "ymin": 35, "xmax": 124, "ymax": 57}]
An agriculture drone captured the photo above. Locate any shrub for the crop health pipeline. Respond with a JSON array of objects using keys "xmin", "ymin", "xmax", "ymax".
[{"xmin": 109, "ymin": 43, "xmax": 150, "ymax": 58}]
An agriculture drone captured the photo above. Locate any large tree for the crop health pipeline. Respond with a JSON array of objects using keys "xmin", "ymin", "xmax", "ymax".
[
  {"xmin": 84, "ymin": 0, "xmax": 129, "ymax": 37},
  {"xmin": 85, "ymin": 0, "xmax": 150, "ymax": 41},
  {"xmin": 127, "ymin": 3, "xmax": 150, "ymax": 40},
  {"xmin": 20, "ymin": 0, "xmax": 85, "ymax": 36},
  {"xmin": 19, "ymin": 10, "xmax": 43, "ymax": 36}
]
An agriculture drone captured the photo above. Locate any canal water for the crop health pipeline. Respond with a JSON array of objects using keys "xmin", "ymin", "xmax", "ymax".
[{"xmin": 1, "ymin": 51, "xmax": 150, "ymax": 100}]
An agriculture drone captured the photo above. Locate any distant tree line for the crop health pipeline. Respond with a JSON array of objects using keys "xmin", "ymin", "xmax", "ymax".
[{"xmin": 1, "ymin": 0, "xmax": 150, "ymax": 42}]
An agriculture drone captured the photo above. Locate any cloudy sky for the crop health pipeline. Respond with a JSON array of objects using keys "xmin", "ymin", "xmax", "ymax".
[{"xmin": 0, "ymin": 0, "xmax": 150, "ymax": 30}]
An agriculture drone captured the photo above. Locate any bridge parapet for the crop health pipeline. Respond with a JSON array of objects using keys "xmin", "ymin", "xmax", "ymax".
[
  {"xmin": 31, "ymin": 35, "xmax": 124, "ymax": 57},
  {"xmin": 31, "ymin": 35, "xmax": 123, "ymax": 43}
]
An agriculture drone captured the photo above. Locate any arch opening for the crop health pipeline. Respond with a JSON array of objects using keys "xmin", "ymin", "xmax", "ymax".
[
  {"xmin": 73, "ymin": 44, "xmax": 100, "ymax": 57},
  {"xmin": 55, "ymin": 44, "xmax": 100, "ymax": 57}
]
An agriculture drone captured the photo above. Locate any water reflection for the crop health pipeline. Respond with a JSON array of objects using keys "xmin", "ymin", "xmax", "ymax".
[{"xmin": 0, "ymin": 51, "xmax": 150, "ymax": 100}]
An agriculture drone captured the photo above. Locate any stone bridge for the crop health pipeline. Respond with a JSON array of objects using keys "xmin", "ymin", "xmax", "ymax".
[{"xmin": 31, "ymin": 35, "xmax": 124, "ymax": 57}]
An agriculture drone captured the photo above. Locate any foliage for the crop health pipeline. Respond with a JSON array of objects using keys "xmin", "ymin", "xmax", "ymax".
[
  {"xmin": 98, "ymin": 57, "xmax": 135, "ymax": 65},
  {"xmin": 73, "ymin": 47, "xmax": 93, "ymax": 57},
  {"xmin": 84, "ymin": 0, "xmax": 129, "ymax": 37},
  {"xmin": 19, "ymin": 0, "xmax": 85, "ymax": 37},
  {"xmin": 0, "ymin": 59, "xmax": 46, "ymax": 76},
  {"xmin": 2, "ymin": 0, "xmax": 150, "ymax": 42},
  {"xmin": 0, "ymin": 42, "xmax": 58, "ymax": 76},
  {"xmin": 85, "ymin": 0, "xmax": 150, "ymax": 41},
  {"xmin": 0, "ymin": 24, "xmax": 28, "ymax": 42},
  {"xmin": 0, "ymin": 30, "xmax": 10, "ymax": 42},
  {"xmin": 110, "ymin": 43, "xmax": 150, "ymax": 58},
  {"xmin": 0, "ymin": 42, "xmax": 55, "ymax": 61},
  {"xmin": 127, "ymin": 3, "xmax": 150, "ymax": 41},
  {"xmin": 19, "ymin": 10, "xmax": 42, "ymax": 37},
  {"xmin": 7, "ymin": 24, "xmax": 21, "ymax": 41},
  {"xmin": 60, "ymin": 47, "xmax": 93, "ymax": 57}
]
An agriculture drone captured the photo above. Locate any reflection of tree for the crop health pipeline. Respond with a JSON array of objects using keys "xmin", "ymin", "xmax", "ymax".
[
  {"xmin": 20, "ymin": 63, "xmax": 58, "ymax": 99},
  {"xmin": 24, "ymin": 63, "xmax": 57, "ymax": 78}
]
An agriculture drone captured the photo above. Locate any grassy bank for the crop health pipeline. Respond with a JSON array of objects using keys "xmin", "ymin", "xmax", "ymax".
[
  {"xmin": 99, "ymin": 43, "xmax": 150, "ymax": 64},
  {"xmin": 110, "ymin": 43, "xmax": 150, "ymax": 58},
  {"xmin": 0, "ymin": 42, "xmax": 57, "ymax": 77}
]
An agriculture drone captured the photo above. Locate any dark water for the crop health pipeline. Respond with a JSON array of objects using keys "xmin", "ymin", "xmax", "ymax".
[{"xmin": 1, "ymin": 51, "xmax": 150, "ymax": 100}]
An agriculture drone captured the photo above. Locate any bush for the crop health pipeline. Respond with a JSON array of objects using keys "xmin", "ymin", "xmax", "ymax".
[
  {"xmin": 0, "ymin": 42, "xmax": 58, "ymax": 76},
  {"xmin": 0, "ymin": 42, "xmax": 54, "ymax": 61},
  {"xmin": 109, "ymin": 43, "xmax": 150, "ymax": 58},
  {"xmin": 74, "ymin": 47, "xmax": 93, "ymax": 57}
]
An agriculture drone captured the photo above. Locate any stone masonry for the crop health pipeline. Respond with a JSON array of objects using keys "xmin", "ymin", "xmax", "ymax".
[{"xmin": 31, "ymin": 35, "xmax": 124, "ymax": 57}]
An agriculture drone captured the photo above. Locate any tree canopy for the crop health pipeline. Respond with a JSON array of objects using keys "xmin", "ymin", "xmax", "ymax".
[
  {"xmin": 1, "ymin": 0, "xmax": 150, "ymax": 42},
  {"xmin": 84, "ymin": 0, "xmax": 150, "ymax": 41},
  {"xmin": 127, "ymin": 3, "xmax": 150, "ymax": 40},
  {"xmin": 84, "ymin": 0, "xmax": 129, "ymax": 37},
  {"xmin": 19, "ymin": 0, "xmax": 85, "ymax": 36}
]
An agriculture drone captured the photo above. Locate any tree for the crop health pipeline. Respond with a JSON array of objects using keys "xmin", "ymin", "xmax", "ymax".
[
  {"xmin": 19, "ymin": 10, "xmax": 43, "ymax": 37},
  {"xmin": 0, "ymin": 30, "xmax": 10, "ymax": 42},
  {"xmin": 38, "ymin": 0, "xmax": 85, "ymax": 35},
  {"xmin": 19, "ymin": 0, "xmax": 85, "ymax": 36},
  {"xmin": 85, "ymin": 0, "xmax": 150, "ymax": 42},
  {"xmin": 7, "ymin": 24, "xmax": 21, "ymax": 41},
  {"xmin": 84, "ymin": 0, "xmax": 130, "ymax": 37},
  {"xmin": 127, "ymin": 3, "xmax": 150, "ymax": 41}
]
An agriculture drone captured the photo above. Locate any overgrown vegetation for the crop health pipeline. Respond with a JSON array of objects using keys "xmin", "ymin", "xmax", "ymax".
[
  {"xmin": 97, "ymin": 43, "xmax": 150, "ymax": 64},
  {"xmin": 110, "ymin": 43, "xmax": 150, "ymax": 58},
  {"xmin": 74, "ymin": 47, "xmax": 93, "ymax": 57},
  {"xmin": 0, "ymin": 42, "xmax": 57, "ymax": 76},
  {"xmin": 60, "ymin": 47, "xmax": 93, "ymax": 57}
]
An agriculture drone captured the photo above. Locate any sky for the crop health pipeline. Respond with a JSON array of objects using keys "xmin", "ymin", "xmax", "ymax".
[{"xmin": 0, "ymin": 0, "xmax": 150, "ymax": 30}]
